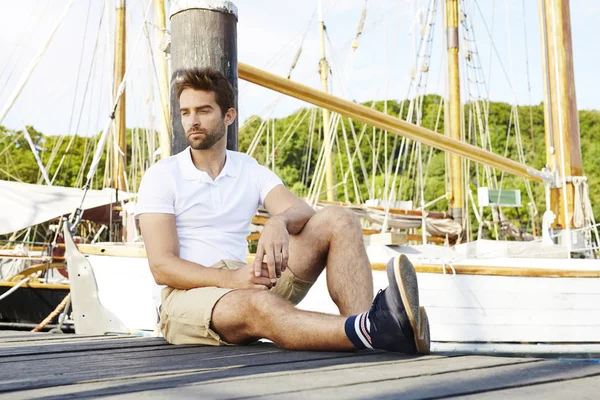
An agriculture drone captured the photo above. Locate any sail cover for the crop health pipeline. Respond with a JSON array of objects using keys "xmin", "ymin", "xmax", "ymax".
[{"xmin": 0, "ymin": 180, "xmax": 134, "ymax": 235}]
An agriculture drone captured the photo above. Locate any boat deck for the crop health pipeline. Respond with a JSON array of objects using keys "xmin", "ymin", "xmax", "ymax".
[{"xmin": 1, "ymin": 331, "xmax": 599, "ymax": 399}]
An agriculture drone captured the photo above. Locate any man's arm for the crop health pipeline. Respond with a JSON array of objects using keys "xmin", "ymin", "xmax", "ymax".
[
  {"xmin": 140, "ymin": 213, "xmax": 272, "ymax": 290},
  {"xmin": 263, "ymin": 184, "xmax": 316, "ymax": 234},
  {"xmin": 253, "ymin": 184, "xmax": 315, "ymax": 281}
]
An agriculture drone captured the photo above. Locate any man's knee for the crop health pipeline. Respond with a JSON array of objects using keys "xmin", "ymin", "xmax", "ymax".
[
  {"xmin": 212, "ymin": 289, "xmax": 281, "ymax": 341},
  {"xmin": 211, "ymin": 289, "xmax": 263, "ymax": 341},
  {"xmin": 317, "ymin": 205, "xmax": 360, "ymax": 233}
]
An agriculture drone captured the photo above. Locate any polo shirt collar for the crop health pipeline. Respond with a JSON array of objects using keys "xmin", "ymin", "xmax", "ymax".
[{"xmin": 177, "ymin": 147, "xmax": 239, "ymax": 181}]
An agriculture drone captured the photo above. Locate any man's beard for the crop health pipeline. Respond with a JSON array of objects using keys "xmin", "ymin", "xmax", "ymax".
[{"xmin": 186, "ymin": 124, "xmax": 226, "ymax": 150}]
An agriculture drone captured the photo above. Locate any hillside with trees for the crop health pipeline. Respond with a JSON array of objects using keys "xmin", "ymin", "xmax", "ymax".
[{"xmin": 1, "ymin": 97, "xmax": 599, "ymax": 239}]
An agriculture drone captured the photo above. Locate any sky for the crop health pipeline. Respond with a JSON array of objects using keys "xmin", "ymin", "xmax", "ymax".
[{"xmin": 0, "ymin": 0, "xmax": 598, "ymax": 137}]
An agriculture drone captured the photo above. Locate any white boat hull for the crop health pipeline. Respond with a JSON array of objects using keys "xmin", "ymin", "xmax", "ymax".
[
  {"xmin": 67, "ymin": 234, "xmax": 600, "ymax": 353},
  {"xmin": 298, "ymin": 268, "xmax": 600, "ymax": 343}
]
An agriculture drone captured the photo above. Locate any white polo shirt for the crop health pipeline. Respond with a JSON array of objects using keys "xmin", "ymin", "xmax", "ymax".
[{"xmin": 135, "ymin": 147, "xmax": 282, "ymax": 267}]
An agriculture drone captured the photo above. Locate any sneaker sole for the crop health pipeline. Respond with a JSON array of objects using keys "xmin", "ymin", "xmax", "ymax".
[{"xmin": 393, "ymin": 254, "xmax": 431, "ymax": 355}]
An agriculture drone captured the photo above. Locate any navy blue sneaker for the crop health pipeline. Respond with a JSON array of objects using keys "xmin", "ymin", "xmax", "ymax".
[{"xmin": 366, "ymin": 254, "xmax": 430, "ymax": 354}]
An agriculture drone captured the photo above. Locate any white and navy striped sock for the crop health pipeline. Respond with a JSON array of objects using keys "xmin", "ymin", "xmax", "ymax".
[{"xmin": 344, "ymin": 312, "xmax": 373, "ymax": 350}]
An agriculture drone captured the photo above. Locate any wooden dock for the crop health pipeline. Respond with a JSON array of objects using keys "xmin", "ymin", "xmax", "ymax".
[{"xmin": 1, "ymin": 331, "xmax": 599, "ymax": 399}]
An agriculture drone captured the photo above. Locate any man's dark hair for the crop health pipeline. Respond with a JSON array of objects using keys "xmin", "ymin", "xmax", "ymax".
[{"xmin": 175, "ymin": 68, "xmax": 235, "ymax": 115}]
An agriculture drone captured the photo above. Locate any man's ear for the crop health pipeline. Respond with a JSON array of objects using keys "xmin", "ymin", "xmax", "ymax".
[{"xmin": 224, "ymin": 108, "xmax": 237, "ymax": 126}]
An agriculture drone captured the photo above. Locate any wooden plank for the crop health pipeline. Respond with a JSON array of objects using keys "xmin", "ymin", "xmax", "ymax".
[
  {"xmin": 33, "ymin": 355, "xmax": 537, "ymax": 399},
  {"xmin": 458, "ymin": 374, "xmax": 600, "ymax": 399},
  {"xmin": 0, "ymin": 281, "xmax": 69, "ymax": 289},
  {"xmin": 1, "ymin": 331, "xmax": 598, "ymax": 400},
  {"xmin": 164, "ymin": 356, "xmax": 538, "ymax": 399},
  {"xmin": 0, "ymin": 334, "xmax": 135, "ymax": 346},
  {"xmin": 0, "ymin": 333, "xmax": 113, "ymax": 344},
  {"xmin": 77, "ymin": 244, "xmax": 146, "ymax": 258},
  {"xmin": 0, "ymin": 331, "xmax": 53, "ymax": 338},
  {"xmin": 0, "ymin": 345, "xmax": 283, "ymax": 382},
  {"xmin": 0, "ymin": 346, "xmax": 403, "ymax": 394},
  {"xmin": 255, "ymin": 359, "xmax": 600, "ymax": 399},
  {"xmin": 1, "ymin": 351, "xmax": 445, "ymax": 399},
  {"xmin": 370, "ymin": 264, "xmax": 600, "ymax": 278},
  {"xmin": 0, "ymin": 336, "xmax": 167, "ymax": 357},
  {"xmin": 0, "ymin": 343, "xmax": 174, "ymax": 365},
  {"xmin": 414, "ymin": 263, "xmax": 600, "ymax": 278}
]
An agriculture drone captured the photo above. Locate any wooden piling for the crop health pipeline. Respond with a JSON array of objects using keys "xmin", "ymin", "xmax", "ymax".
[{"xmin": 169, "ymin": 0, "xmax": 239, "ymax": 154}]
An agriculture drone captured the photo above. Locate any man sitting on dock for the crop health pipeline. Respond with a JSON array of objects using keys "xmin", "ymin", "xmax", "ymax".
[{"xmin": 136, "ymin": 68, "xmax": 430, "ymax": 354}]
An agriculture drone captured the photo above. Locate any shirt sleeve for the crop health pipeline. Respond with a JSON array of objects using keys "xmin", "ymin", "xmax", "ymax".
[
  {"xmin": 134, "ymin": 164, "xmax": 175, "ymax": 216},
  {"xmin": 254, "ymin": 164, "xmax": 284, "ymax": 207}
]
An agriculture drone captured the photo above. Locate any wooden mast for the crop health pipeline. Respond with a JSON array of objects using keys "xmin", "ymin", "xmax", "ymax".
[
  {"xmin": 318, "ymin": 0, "xmax": 335, "ymax": 201},
  {"xmin": 154, "ymin": 0, "xmax": 171, "ymax": 159},
  {"xmin": 112, "ymin": 0, "xmax": 127, "ymax": 190},
  {"xmin": 538, "ymin": 0, "xmax": 583, "ymax": 230},
  {"xmin": 445, "ymin": 0, "xmax": 464, "ymax": 228}
]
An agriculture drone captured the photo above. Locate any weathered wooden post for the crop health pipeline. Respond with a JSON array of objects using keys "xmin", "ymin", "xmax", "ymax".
[{"xmin": 169, "ymin": 0, "xmax": 238, "ymax": 154}]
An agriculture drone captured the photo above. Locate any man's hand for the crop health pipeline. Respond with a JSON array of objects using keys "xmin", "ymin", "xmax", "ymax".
[
  {"xmin": 229, "ymin": 263, "xmax": 273, "ymax": 290},
  {"xmin": 253, "ymin": 216, "xmax": 289, "ymax": 284}
]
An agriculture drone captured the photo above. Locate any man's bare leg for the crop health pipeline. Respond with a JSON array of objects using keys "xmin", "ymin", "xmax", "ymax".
[
  {"xmin": 287, "ymin": 206, "xmax": 373, "ymax": 315},
  {"xmin": 212, "ymin": 289, "xmax": 355, "ymax": 351},
  {"xmin": 212, "ymin": 255, "xmax": 431, "ymax": 354}
]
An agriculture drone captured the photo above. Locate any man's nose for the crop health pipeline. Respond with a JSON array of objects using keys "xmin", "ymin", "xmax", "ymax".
[{"xmin": 190, "ymin": 113, "xmax": 200, "ymax": 125}]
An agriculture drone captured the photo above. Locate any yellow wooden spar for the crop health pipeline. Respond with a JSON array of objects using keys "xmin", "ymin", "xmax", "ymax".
[
  {"xmin": 112, "ymin": 0, "xmax": 127, "ymax": 191},
  {"xmin": 238, "ymin": 62, "xmax": 545, "ymax": 184},
  {"xmin": 538, "ymin": 0, "xmax": 583, "ymax": 229},
  {"xmin": 445, "ymin": 0, "xmax": 464, "ymax": 226}
]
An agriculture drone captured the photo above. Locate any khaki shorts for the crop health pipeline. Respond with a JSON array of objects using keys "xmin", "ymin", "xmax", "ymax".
[{"xmin": 159, "ymin": 260, "xmax": 314, "ymax": 345}]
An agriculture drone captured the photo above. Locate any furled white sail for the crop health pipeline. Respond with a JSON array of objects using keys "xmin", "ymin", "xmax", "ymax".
[{"xmin": 0, "ymin": 180, "xmax": 133, "ymax": 235}]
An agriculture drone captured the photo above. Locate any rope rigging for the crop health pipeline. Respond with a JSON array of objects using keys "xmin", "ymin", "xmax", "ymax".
[
  {"xmin": 458, "ymin": 0, "xmax": 541, "ymax": 240},
  {"xmin": 49, "ymin": 0, "xmax": 102, "ymax": 187},
  {"xmin": 378, "ymin": 0, "xmax": 439, "ymax": 232},
  {"xmin": 521, "ymin": 0, "xmax": 536, "ymax": 152},
  {"xmin": 299, "ymin": 108, "xmax": 318, "ymax": 196},
  {"xmin": 69, "ymin": 0, "xmax": 154, "ymax": 233},
  {"xmin": 21, "ymin": 125, "xmax": 51, "ymax": 186}
]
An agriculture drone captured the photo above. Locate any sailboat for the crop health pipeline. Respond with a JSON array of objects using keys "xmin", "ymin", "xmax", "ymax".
[
  {"xmin": 242, "ymin": 0, "xmax": 600, "ymax": 354},
  {"xmin": 0, "ymin": 0, "xmax": 166, "ymax": 331},
  {"xmin": 1, "ymin": 0, "xmax": 599, "ymax": 355}
]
